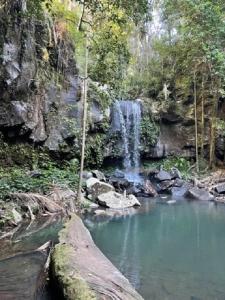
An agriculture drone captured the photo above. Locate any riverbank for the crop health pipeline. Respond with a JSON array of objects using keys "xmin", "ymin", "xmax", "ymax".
[
  {"xmin": 1, "ymin": 165, "xmax": 225, "ymax": 299},
  {"xmin": 1, "ymin": 163, "xmax": 225, "ymax": 238}
]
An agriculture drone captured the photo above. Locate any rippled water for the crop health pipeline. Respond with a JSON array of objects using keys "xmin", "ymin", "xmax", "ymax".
[{"xmin": 87, "ymin": 200, "xmax": 225, "ymax": 300}]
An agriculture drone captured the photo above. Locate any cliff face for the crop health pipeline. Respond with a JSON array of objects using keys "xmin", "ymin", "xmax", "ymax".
[
  {"xmin": 0, "ymin": 1, "xmax": 83, "ymax": 153},
  {"xmin": 0, "ymin": 1, "xmax": 112, "ymax": 166}
]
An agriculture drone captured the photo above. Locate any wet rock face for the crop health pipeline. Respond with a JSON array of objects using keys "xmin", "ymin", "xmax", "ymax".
[
  {"xmin": 0, "ymin": 1, "xmax": 110, "ymax": 158},
  {"xmin": 140, "ymin": 99, "xmax": 199, "ymax": 160},
  {"xmin": 0, "ymin": 1, "xmax": 80, "ymax": 151}
]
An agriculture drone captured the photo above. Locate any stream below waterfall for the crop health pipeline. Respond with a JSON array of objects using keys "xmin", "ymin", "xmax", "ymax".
[{"xmin": 86, "ymin": 199, "xmax": 225, "ymax": 300}]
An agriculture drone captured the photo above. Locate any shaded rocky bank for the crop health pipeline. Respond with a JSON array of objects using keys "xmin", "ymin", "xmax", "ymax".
[{"xmin": 2, "ymin": 165, "xmax": 225, "ymax": 238}]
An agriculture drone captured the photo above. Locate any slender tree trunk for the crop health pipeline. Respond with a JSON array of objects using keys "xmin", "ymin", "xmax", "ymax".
[
  {"xmin": 77, "ymin": 37, "xmax": 89, "ymax": 203},
  {"xmin": 194, "ymin": 70, "xmax": 199, "ymax": 172},
  {"xmin": 223, "ymin": 138, "xmax": 225, "ymax": 164},
  {"xmin": 201, "ymin": 76, "xmax": 205, "ymax": 159},
  {"xmin": 209, "ymin": 80, "xmax": 218, "ymax": 169},
  {"xmin": 77, "ymin": 3, "xmax": 85, "ymax": 31}
]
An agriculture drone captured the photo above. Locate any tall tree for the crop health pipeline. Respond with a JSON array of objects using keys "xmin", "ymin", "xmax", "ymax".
[{"xmin": 77, "ymin": 35, "xmax": 89, "ymax": 203}]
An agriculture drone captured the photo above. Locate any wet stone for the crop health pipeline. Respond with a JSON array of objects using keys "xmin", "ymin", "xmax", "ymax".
[
  {"xmin": 215, "ymin": 183, "xmax": 225, "ymax": 194},
  {"xmin": 155, "ymin": 170, "xmax": 172, "ymax": 182}
]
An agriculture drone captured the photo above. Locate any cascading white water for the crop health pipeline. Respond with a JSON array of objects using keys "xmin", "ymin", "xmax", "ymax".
[{"xmin": 111, "ymin": 100, "xmax": 142, "ymax": 170}]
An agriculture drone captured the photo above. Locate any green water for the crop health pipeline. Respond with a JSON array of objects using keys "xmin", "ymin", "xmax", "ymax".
[
  {"xmin": 0, "ymin": 216, "xmax": 63, "ymax": 300},
  {"xmin": 87, "ymin": 200, "xmax": 225, "ymax": 300}
]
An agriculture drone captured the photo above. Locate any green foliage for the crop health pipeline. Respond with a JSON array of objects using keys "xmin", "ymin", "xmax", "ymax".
[
  {"xmin": 88, "ymin": 5, "xmax": 132, "ymax": 89},
  {"xmin": 0, "ymin": 162, "xmax": 79, "ymax": 201},
  {"xmin": 124, "ymin": 60, "xmax": 164, "ymax": 98},
  {"xmin": 163, "ymin": 157, "xmax": 190, "ymax": 177},
  {"xmin": 0, "ymin": 139, "xmax": 58, "ymax": 169},
  {"xmin": 216, "ymin": 119, "xmax": 225, "ymax": 137},
  {"xmin": 141, "ymin": 116, "xmax": 159, "ymax": 146},
  {"xmin": 88, "ymin": 82, "xmax": 111, "ymax": 111},
  {"xmin": 105, "ymin": 132, "xmax": 122, "ymax": 159},
  {"xmin": 76, "ymin": 0, "xmax": 150, "ymax": 24},
  {"xmin": 26, "ymin": 0, "xmax": 53, "ymax": 17},
  {"xmin": 0, "ymin": 140, "xmax": 79, "ymax": 200},
  {"xmin": 143, "ymin": 157, "xmax": 191, "ymax": 179},
  {"xmin": 85, "ymin": 134, "xmax": 106, "ymax": 167},
  {"xmin": 49, "ymin": 0, "xmax": 86, "ymax": 69}
]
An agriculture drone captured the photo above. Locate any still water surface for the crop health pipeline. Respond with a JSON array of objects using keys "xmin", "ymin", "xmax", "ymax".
[
  {"xmin": 87, "ymin": 200, "xmax": 225, "ymax": 300},
  {"xmin": 0, "ymin": 216, "xmax": 63, "ymax": 300}
]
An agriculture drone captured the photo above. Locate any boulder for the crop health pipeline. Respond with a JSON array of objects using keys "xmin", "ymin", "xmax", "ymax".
[
  {"xmin": 148, "ymin": 168, "xmax": 159, "ymax": 177},
  {"xmin": 49, "ymin": 187, "xmax": 76, "ymax": 203},
  {"xmin": 82, "ymin": 171, "xmax": 93, "ymax": 180},
  {"xmin": 89, "ymin": 182, "xmax": 114, "ymax": 200},
  {"xmin": 173, "ymin": 178, "xmax": 184, "ymax": 187},
  {"xmin": 185, "ymin": 187, "xmax": 214, "ymax": 201},
  {"xmin": 170, "ymin": 167, "xmax": 182, "ymax": 180},
  {"xmin": 97, "ymin": 191, "xmax": 140, "ymax": 209},
  {"xmin": 109, "ymin": 177, "xmax": 132, "ymax": 192},
  {"xmin": 126, "ymin": 184, "xmax": 142, "ymax": 196},
  {"xmin": 86, "ymin": 177, "xmax": 100, "ymax": 189},
  {"xmin": 158, "ymin": 180, "xmax": 174, "ymax": 193},
  {"xmin": 144, "ymin": 180, "xmax": 158, "ymax": 197},
  {"xmin": 214, "ymin": 183, "xmax": 225, "ymax": 194},
  {"xmin": 92, "ymin": 170, "xmax": 106, "ymax": 182},
  {"xmin": 171, "ymin": 182, "xmax": 192, "ymax": 198},
  {"xmin": 155, "ymin": 170, "xmax": 172, "ymax": 182}
]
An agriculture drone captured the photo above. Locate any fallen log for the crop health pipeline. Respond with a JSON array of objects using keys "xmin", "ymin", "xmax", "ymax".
[
  {"xmin": 10, "ymin": 193, "xmax": 64, "ymax": 214},
  {"xmin": 51, "ymin": 214, "xmax": 144, "ymax": 300}
]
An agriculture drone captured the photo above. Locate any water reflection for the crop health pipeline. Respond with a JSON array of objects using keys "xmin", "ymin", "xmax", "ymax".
[
  {"xmin": 0, "ymin": 216, "xmax": 63, "ymax": 300},
  {"xmin": 88, "ymin": 200, "xmax": 225, "ymax": 300}
]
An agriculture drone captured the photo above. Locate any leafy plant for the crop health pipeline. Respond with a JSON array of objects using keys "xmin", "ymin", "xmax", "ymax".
[
  {"xmin": 0, "ymin": 160, "xmax": 79, "ymax": 200},
  {"xmin": 141, "ymin": 116, "xmax": 159, "ymax": 146},
  {"xmin": 143, "ymin": 157, "xmax": 191, "ymax": 179}
]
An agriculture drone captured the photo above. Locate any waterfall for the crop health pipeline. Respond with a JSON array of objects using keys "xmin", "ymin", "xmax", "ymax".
[{"xmin": 111, "ymin": 100, "xmax": 142, "ymax": 169}]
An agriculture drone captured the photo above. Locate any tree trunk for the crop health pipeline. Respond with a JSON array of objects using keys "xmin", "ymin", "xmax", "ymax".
[
  {"xmin": 209, "ymin": 81, "xmax": 218, "ymax": 169},
  {"xmin": 194, "ymin": 70, "xmax": 199, "ymax": 172},
  {"xmin": 201, "ymin": 76, "xmax": 205, "ymax": 159},
  {"xmin": 77, "ymin": 37, "xmax": 89, "ymax": 203}
]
